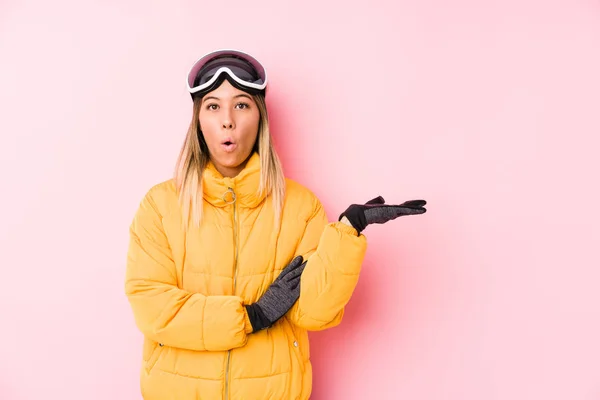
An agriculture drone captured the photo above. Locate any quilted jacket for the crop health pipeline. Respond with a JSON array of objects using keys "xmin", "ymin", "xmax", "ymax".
[{"xmin": 125, "ymin": 152, "xmax": 367, "ymax": 399}]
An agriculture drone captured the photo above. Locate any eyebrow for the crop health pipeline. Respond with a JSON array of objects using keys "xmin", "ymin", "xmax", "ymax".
[{"xmin": 202, "ymin": 94, "xmax": 253, "ymax": 103}]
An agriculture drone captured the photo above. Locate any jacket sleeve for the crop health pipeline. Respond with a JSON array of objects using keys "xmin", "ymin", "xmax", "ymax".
[
  {"xmin": 287, "ymin": 198, "xmax": 367, "ymax": 330},
  {"xmin": 125, "ymin": 188, "xmax": 253, "ymax": 351}
]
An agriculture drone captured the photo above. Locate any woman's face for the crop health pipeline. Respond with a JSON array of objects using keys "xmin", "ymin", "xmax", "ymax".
[{"xmin": 198, "ymin": 79, "xmax": 260, "ymax": 178}]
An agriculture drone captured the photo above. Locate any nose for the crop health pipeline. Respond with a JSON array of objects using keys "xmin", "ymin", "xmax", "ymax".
[{"xmin": 222, "ymin": 109, "xmax": 235, "ymax": 130}]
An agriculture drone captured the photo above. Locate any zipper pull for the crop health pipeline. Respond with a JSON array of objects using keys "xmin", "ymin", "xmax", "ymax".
[{"xmin": 223, "ymin": 187, "xmax": 236, "ymax": 204}]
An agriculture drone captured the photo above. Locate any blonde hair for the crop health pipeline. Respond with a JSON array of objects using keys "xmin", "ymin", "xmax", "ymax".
[{"xmin": 174, "ymin": 93, "xmax": 285, "ymax": 231}]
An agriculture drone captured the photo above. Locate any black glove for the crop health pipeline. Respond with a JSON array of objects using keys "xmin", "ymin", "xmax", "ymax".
[
  {"xmin": 339, "ymin": 196, "xmax": 427, "ymax": 234},
  {"xmin": 245, "ymin": 255, "xmax": 306, "ymax": 332}
]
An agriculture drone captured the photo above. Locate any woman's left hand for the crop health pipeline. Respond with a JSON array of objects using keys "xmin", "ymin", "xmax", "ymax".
[{"xmin": 339, "ymin": 196, "xmax": 427, "ymax": 234}]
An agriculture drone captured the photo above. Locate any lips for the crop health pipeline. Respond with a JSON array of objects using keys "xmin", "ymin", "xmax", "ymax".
[{"xmin": 221, "ymin": 138, "xmax": 237, "ymax": 153}]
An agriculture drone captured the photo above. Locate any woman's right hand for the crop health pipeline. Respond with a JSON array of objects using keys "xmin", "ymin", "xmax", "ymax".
[{"xmin": 245, "ymin": 256, "xmax": 306, "ymax": 332}]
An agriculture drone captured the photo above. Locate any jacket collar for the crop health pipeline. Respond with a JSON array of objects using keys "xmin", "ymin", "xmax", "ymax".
[{"xmin": 202, "ymin": 152, "xmax": 266, "ymax": 208}]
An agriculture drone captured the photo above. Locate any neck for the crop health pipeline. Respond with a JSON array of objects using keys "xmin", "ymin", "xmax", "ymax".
[{"xmin": 212, "ymin": 154, "xmax": 252, "ymax": 178}]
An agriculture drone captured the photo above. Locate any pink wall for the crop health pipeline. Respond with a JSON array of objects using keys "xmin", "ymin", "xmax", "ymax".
[{"xmin": 1, "ymin": 1, "xmax": 600, "ymax": 399}]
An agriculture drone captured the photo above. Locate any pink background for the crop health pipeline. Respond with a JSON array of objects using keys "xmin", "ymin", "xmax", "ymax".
[{"xmin": 1, "ymin": 1, "xmax": 600, "ymax": 399}]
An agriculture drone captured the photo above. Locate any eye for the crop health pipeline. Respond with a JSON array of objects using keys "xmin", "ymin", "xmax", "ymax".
[
  {"xmin": 235, "ymin": 102, "xmax": 250, "ymax": 109},
  {"xmin": 206, "ymin": 104, "xmax": 219, "ymax": 111}
]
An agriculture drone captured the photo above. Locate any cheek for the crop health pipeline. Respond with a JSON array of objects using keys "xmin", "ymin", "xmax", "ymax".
[
  {"xmin": 202, "ymin": 132, "xmax": 217, "ymax": 149},
  {"xmin": 198, "ymin": 115, "xmax": 218, "ymax": 147},
  {"xmin": 241, "ymin": 114, "xmax": 260, "ymax": 144}
]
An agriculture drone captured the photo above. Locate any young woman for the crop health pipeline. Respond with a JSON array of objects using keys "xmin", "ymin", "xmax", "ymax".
[{"xmin": 125, "ymin": 49, "xmax": 426, "ymax": 400}]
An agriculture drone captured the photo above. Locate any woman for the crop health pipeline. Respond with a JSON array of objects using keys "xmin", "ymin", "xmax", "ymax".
[{"xmin": 125, "ymin": 49, "xmax": 426, "ymax": 399}]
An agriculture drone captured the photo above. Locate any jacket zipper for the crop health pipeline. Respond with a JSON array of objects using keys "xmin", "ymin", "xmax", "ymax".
[{"xmin": 224, "ymin": 187, "xmax": 238, "ymax": 400}]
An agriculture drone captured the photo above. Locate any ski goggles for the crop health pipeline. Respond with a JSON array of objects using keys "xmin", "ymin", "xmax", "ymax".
[{"xmin": 186, "ymin": 49, "xmax": 268, "ymax": 99}]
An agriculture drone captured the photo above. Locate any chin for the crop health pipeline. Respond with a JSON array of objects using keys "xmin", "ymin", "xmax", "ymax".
[{"xmin": 215, "ymin": 153, "xmax": 247, "ymax": 168}]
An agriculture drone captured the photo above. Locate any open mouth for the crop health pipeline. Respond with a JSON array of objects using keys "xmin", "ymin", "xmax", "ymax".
[{"xmin": 221, "ymin": 139, "xmax": 237, "ymax": 152}]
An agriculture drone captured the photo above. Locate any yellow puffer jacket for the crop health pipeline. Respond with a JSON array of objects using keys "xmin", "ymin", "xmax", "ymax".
[{"xmin": 125, "ymin": 152, "xmax": 367, "ymax": 399}]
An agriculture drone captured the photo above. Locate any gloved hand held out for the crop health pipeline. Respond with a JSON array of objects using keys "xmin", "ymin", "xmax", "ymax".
[
  {"xmin": 245, "ymin": 255, "xmax": 306, "ymax": 333},
  {"xmin": 339, "ymin": 196, "xmax": 427, "ymax": 234}
]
